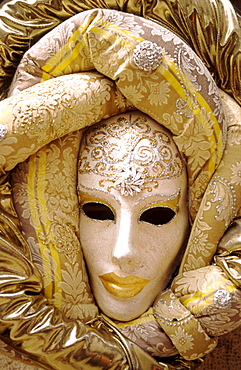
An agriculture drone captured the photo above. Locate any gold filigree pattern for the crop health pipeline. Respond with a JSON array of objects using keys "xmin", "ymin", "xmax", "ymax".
[
  {"xmin": 153, "ymin": 290, "xmax": 218, "ymax": 360},
  {"xmin": 79, "ymin": 114, "xmax": 183, "ymax": 195},
  {"xmin": 11, "ymin": 131, "xmax": 99, "ymax": 321},
  {"xmin": 0, "ymin": 4, "xmax": 240, "ymax": 370}
]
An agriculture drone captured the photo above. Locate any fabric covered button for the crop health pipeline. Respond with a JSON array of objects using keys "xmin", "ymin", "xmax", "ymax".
[
  {"xmin": 0, "ymin": 124, "xmax": 7, "ymax": 140},
  {"xmin": 133, "ymin": 41, "xmax": 162, "ymax": 71},
  {"xmin": 213, "ymin": 289, "xmax": 232, "ymax": 308}
]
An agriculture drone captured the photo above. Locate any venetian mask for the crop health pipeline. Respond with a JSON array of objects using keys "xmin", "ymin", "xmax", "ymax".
[{"xmin": 78, "ymin": 111, "xmax": 189, "ymax": 321}]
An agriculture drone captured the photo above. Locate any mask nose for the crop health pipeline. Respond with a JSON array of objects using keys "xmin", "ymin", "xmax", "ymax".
[{"xmin": 111, "ymin": 208, "xmax": 142, "ymax": 269}]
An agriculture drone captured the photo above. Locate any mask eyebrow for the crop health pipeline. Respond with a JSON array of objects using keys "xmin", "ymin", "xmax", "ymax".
[
  {"xmin": 78, "ymin": 186, "xmax": 121, "ymax": 208},
  {"xmin": 78, "ymin": 182, "xmax": 121, "ymax": 205},
  {"xmin": 135, "ymin": 190, "xmax": 181, "ymax": 213},
  {"xmin": 79, "ymin": 191, "xmax": 116, "ymax": 221}
]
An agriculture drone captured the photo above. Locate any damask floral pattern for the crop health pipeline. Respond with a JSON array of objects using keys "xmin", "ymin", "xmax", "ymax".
[
  {"xmin": 181, "ymin": 91, "xmax": 241, "ymax": 271},
  {"xmin": 0, "ymin": 354, "xmax": 40, "ymax": 370},
  {"xmin": 1, "ymin": 6, "xmax": 241, "ymax": 369},
  {"xmin": 0, "ymin": 341, "xmax": 40, "ymax": 370},
  {"xmin": 5, "ymin": 8, "xmax": 226, "ymax": 231},
  {"xmin": 153, "ymin": 290, "xmax": 218, "ymax": 360},
  {"xmin": 112, "ymin": 316, "xmax": 178, "ymax": 357},
  {"xmin": 12, "ymin": 132, "xmax": 99, "ymax": 321},
  {"xmin": 171, "ymin": 265, "xmax": 241, "ymax": 337},
  {"xmin": 0, "ymin": 72, "xmax": 130, "ymax": 175},
  {"xmin": 230, "ymin": 161, "xmax": 241, "ymax": 185},
  {"xmin": 169, "ymin": 327, "xmax": 194, "ymax": 354}
]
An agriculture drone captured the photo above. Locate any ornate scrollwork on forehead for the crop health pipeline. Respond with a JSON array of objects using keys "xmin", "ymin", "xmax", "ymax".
[{"xmin": 79, "ymin": 115, "xmax": 183, "ymax": 196}]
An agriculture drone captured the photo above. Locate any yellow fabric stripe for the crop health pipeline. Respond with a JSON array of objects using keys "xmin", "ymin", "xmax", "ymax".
[
  {"xmin": 36, "ymin": 149, "xmax": 62, "ymax": 306},
  {"xmin": 41, "ymin": 17, "xmax": 143, "ymax": 80},
  {"xmin": 40, "ymin": 19, "xmax": 222, "ymax": 178},
  {"xmin": 27, "ymin": 151, "xmax": 52, "ymax": 298},
  {"xmin": 40, "ymin": 70, "xmax": 53, "ymax": 82},
  {"xmin": 164, "ymin": 62, "xmax": 223, "ymax": 172},
  {"xmin": 181, "ymin": 283, "xmax": 235, "ymax": 315},
  {"xmin": 41, "ymin": 27, "xmax": 84, "ymax": 73},
  {"xmin": 41, "ymin": 29, "xmax": 87, "ymax": 78},
  {"xmin": 40, "ymin": 14, "xmax": 97, "ymax": 79},
  {"xmin": 90, "ymin": 21, "xmax": 143, "ymax": 43},
  {"xmin": 27, "ymin": 149, "xmax": 62, "ymax": 304}
]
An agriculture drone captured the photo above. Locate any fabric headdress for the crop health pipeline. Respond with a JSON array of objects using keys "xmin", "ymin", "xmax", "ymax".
[{"xmin": 1, "ymin": 7, "xmax": 241, "ymax": 360}]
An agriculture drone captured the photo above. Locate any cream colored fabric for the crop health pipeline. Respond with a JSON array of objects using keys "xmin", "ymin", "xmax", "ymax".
[
  {"xmin": 0, "ymin": 4, "xmax": 240, "ymax": 370},
  {"xmin": 0, "ymin": 0, "xmax": 240, "ymax": 107},
  {"xmin": 153, "ymin": 289, "xmax": 218, "ymax": 360},
  {"xmin": 7, "ymin": 7, "xmax": 226, "ymax": 243},
  {"xmin": 7, "ymin": 9, "xmax": 227, "ymax": 361},
  {"xmin": 180, "ymin": 90, "xmax": 241, "ymax": 271},
  {"xmin": 0, "ymin": 354, "xmax": 41, "ymax": 370}
]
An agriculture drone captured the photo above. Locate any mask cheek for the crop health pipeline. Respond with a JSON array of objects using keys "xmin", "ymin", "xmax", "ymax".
[
  {"xmin": 79, "ymin": 216, "xmax": 115, "ymax": 273},
  {"xmin": 153, "ymin": 215, "xmax": 189, "ymax": 281}
]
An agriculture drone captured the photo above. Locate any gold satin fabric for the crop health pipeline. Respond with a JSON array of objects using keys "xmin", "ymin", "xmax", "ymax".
[
  {"xmin": 0, "ymin": 1, "xmax": 240, "ymax": 370},
  {"xmin": 0, "ymin": 178, "xmax": 200, "ymax": 370},
  {"xmin": 0, "ymin": 207, "xmax": 165, "ymax": 370},
  {"xmin": 0, "ymin": 0, "xmax": 241, "ymax": 106},
  {"xmin": 4, "ymin": 8, "xmax": 228, "ymax": 363},
  {"xmin": 0, "ymin": 73, "xmax": 194, "ymax": 369},
  {"xmin": 0, "ymin": 178, "xmax": 170, "ymax": 369}
]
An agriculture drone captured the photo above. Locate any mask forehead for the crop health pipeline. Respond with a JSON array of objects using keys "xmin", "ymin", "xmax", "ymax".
[
  {"xmin": 78, "ymin": 111, "xmax": 184, "ymax": 196},
  {"xmin": 78, "ymin": 111, "xmax": 189, "ymax": 321}
]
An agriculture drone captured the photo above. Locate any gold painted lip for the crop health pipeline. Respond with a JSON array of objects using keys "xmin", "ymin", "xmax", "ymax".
[{"xmin": 99, "ymin": 272, "xmax": 150, "ymax": 298}]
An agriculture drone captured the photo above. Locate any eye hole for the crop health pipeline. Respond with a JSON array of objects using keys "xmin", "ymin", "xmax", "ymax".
[
  {"xmin": 140, "ymin": 207, "xmax": 175, "ymax": 226},
  {"xmin": 82, "ymin": 202, "xmax": 114, "ymax": 221}
]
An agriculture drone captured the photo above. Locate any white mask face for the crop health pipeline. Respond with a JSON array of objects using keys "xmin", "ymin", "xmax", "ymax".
[{"xmin": 78, "ymin": 112, "xmax": 189, "ymax": 321}]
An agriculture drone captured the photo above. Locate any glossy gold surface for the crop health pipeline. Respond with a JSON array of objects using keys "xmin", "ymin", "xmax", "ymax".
[
  {"xmin": 0, "ymin": 190, "xmax": 167, "ymax": 368},
  {"xmin": 99, "ymin": 273, "xmax": 150, "ymax": 298},
  {"xmin": 0, "ymin": 0, "xmax": 240, "ymax": 105},
  {"xmin": 215, "ymin": 218, "xmax": 241, "ymax": 288},
  {"xmin": 0, "ymin": 1, "xmax": 240, "ymax": 369},
  {"xmin": 0, "ymin": 182, "xmax": 207, "ymax": 369}
]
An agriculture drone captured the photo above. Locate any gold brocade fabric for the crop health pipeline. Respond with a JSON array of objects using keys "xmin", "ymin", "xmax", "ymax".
[
  {"xmin": 0, "ymin": 354, "xmax": 40, "ymax": 370},
  {"xmin": 0, "ymin": 0, "xmax": 241, "ymax": 106},
  {"xmin": 7, "ymin": 8, "xmax": 226, "ymax": 225},
  {"xmin": 0, "ymin": 2, "xmax": 240, "ymax": 370}
]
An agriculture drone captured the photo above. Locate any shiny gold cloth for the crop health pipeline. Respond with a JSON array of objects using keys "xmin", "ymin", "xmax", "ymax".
[
  {"xmin": 0, "ymin": 1, "xmax": 241, "ymax": 370},
  {"xmin": 0, "ymin": 8, "xmax": 216, "ymax": 369},
  {"xmin": 0, "ymin": 0, "xmax": 241, "ymax": 106},
  {"xmin": 5, "ymin": 8, "xmax": 225, "ymax": 363}
]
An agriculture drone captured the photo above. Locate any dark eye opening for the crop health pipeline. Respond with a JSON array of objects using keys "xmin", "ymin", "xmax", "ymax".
[
  {"xmin": 82, "ymin": 202, "xmax": 114, "ymax": 221},
  {"xmin": 140, "ymin": 207, "xmax": 175, "ymax": 226}
]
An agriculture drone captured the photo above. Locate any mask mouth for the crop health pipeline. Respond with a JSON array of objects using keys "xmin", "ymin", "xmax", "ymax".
[{"xmin": 99, "ymin": 272, "xmax": 150, "ymax": 298}]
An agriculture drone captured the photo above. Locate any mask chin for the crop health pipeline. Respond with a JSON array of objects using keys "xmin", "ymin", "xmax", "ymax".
[{"xmin": 78, "ymin": 111, "xmax": 189, "ymax": 321}]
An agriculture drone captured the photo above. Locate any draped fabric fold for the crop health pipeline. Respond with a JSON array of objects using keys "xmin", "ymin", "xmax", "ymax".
[
  {"xmin": 0, "ymin": 0, "xmax": 240, "ymax": 106},
  {"xmin": 0, "ymin": 208, "xmax": 167, "ymax": 370},
  {"xmin": 0, "ymin": 2, "xmax": 241, "ymax": 370}
]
